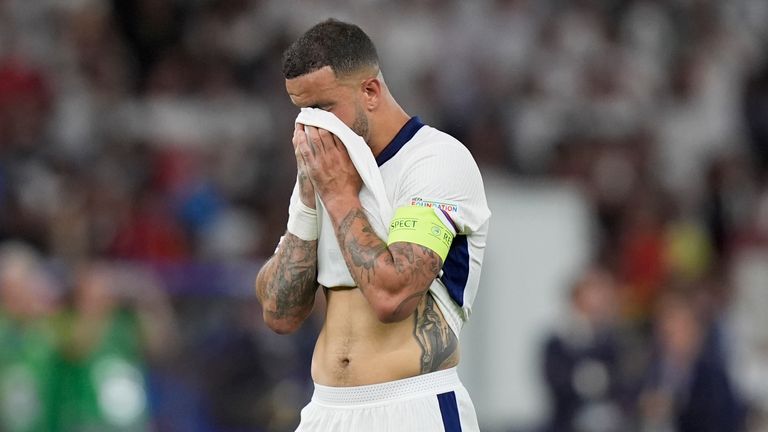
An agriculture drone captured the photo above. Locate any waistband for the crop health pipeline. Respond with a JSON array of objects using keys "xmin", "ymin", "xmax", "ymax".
[{"xmin": 311, "ymin": 368, "xmax": 461, "ymax": 406}]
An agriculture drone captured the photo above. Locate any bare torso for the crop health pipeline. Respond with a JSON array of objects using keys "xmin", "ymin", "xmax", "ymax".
[{"xmin": 312, "ymin": 287, "xmax": 459, "ymax": 387}]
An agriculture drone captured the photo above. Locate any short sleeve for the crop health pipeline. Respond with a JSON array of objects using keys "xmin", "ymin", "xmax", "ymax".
[{"xmin": 392, "ymin": 142, "xmax": 490, "ymax": 236}]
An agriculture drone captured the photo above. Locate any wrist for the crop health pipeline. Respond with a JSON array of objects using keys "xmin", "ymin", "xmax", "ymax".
[
  {"xmin": 323, "ymin": 194, "xmax": 362, "ymax": 222},
  {"xmin": 287, "ymin": 199, "xmax": 318, "ymax": 241}
]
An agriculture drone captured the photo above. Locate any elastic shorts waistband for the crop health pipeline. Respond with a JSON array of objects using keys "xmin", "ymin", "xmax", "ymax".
[{"xmin": 311, "ymin": 368, "xmax": 461, "ymax": 406}]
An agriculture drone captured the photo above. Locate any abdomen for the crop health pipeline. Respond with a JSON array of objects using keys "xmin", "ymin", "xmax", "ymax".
[{"xmin": 311, "ymin": 287, "xmax": 458, "ymax": 387}]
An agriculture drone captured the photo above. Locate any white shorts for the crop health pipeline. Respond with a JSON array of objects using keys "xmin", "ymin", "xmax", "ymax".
[{"xmin": 295, "ymin": 368, "xmax": 479, "ymax": 432}]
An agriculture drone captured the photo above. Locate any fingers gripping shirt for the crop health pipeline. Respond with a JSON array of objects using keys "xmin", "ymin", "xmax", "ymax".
[{"xmin": 294, "ymin": 114, "xmax": 491, "ymax": 337}]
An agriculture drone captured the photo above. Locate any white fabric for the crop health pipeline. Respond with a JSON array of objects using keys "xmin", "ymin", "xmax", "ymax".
[
  {"xmin": 291, "ymin": 109, "xmax": 491, "ymax": 337},
  {"xmin": 286, "ymin": 194, "xmax": 318, "ymax": 240},
  {"xmin": 293, "ymin": 108, "xmax": 392, "ymax": 287},
  {"xmin": 378, "ymin": 125, "xmax": 491, "ymax": 336},
  {"xmin": 296, "ymin": 368, "xmax": 480, "ymax": 432}
]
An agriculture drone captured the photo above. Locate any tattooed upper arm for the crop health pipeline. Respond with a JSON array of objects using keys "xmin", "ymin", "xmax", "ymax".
[
  {"xmin": 389, "ymin": 242, "xmax": 442, "ymax": 278},
  {"xmin": 383, "ymin": 242, "xmax": 442, "ymax": 320},
  {"xmin": 330, "ymin": 203, "xmax": 443, "ymax": 323}
]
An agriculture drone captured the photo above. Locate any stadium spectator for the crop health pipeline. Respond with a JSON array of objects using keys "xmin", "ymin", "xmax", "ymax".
[{"xmin": 542, "ymin": 266, "xmax": 627, "ymax": 432}]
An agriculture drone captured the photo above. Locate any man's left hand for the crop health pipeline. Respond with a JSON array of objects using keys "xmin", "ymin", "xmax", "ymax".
[{"xmin": 298, "ymin": 125, "xmax": 363, "ymax": 206}]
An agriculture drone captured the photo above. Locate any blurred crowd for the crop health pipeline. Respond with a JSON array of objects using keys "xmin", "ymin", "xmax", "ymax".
[{"xmin": 0, "ymin": 0, "xmax": 767, "ymax": 431}]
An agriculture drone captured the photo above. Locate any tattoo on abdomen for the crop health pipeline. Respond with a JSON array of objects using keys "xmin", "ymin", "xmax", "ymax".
[{"xmin": 413, "ymin": 294, "xmax": 458, "ymax": 373}]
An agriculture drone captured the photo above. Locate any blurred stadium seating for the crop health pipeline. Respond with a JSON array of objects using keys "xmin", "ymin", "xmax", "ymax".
[{"xmin": 0, "ymin": 0, "xmax": 767, "ymax": 431}]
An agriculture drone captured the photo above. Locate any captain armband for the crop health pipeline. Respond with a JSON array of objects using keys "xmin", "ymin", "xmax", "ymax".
[{"xmin": 387, "ymin": 205, "xmax": 456, "ymax": 262}]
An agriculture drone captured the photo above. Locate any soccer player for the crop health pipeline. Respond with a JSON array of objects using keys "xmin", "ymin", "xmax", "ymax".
[{"xmin": 255, "ymin": 19, "xmax": 490, "ymax": 431}]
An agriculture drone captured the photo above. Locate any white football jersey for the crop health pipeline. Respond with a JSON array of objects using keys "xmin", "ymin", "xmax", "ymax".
[
  {"xmin": 375, "ymin": 117, "xmax": 491, "ymax": 336},
  {"xmin": 304, "ymin": 117, "xmax": 491, "ymax": 337}
]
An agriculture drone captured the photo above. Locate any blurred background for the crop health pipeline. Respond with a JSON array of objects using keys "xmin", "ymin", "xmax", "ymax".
[{"xmin": 0, "ymin": 0, "xmax": 767, "ymax": 431}]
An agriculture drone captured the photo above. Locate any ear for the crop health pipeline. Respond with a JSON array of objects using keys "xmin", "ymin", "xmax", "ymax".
[{"xmin": 361, "ymin": 77, "xmax": 382, "ymax": 111}]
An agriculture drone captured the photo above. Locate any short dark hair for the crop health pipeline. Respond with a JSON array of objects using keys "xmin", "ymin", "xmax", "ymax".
[{"xmin": 282, "ymin": 19, "xmax": 379, "ymax": 79}]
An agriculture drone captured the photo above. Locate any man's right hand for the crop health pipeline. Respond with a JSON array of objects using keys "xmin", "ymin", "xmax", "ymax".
[{"xmin": 293, "ymin": 123, "xmax": 316, "ymax": 208}]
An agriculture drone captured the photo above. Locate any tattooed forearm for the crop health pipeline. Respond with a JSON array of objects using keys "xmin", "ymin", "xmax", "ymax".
[
  {"xmin": 256, "ymin": 233, "xmax": 318, "ymax": 324},
  {"xmin": 413, "ymin": 294, "xmax": 458, "ymax": 373},
  {"xmin": 335, "ymin": 208, "xmax": 391, "ymax": 285},
  {"xmin": 335, "ymin": 208, "xmax": 442, "ymax": 291},
  {"xmin": 331, "ymin": 205, "xmax": 444, "ymax": 321}
]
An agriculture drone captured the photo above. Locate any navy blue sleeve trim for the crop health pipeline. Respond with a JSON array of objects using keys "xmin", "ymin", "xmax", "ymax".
[{"xmin": 440, "ymin": 235, "xmax": 469, "ymax": 307}]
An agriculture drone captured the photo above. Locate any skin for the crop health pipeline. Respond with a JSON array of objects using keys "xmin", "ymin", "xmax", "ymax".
[{"xmin": 255, "ymin": 65, "xmax": 459, "ymax": 385}]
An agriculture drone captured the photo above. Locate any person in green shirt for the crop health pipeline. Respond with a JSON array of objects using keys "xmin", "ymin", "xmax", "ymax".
[
  {"xmin": 0, "ymin": 242, "xmax": 60, "ymax": 432},
  {"xmin": 54, "ymin": 262, "xmax": 177, "ymax": 432}
]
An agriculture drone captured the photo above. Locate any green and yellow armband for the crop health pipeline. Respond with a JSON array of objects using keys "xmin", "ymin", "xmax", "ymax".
[{"xmin": 387, "ymin": 205, "xmax": 455, "ymax": 262}]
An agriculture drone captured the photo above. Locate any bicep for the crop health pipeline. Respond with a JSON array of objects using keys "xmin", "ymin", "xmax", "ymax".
[
  {"xmin": 389, "ymin": 241, "xmax": 442, "ymax": 281},
  {"xmin": 386, "ymin": 241, "xmax": 442, "ymax": 317}
]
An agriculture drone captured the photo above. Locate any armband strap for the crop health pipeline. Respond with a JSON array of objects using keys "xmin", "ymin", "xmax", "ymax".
[
  {"xmin": 387, "ymin": 205, "xmax": 455, "ymax": 262},
  {"xmin": 287, "ymin": 200, "xmax": 318, "ymax": 241}
]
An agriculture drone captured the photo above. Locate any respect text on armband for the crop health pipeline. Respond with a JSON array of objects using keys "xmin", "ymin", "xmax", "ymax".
[{"xmin": 391, "ymin": 218, "xmax": 418, "ymax": 230}]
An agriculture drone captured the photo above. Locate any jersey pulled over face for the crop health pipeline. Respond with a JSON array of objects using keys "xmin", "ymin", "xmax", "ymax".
[{"xmin": 285, "ymin": 66, "xmax": 372, "ymax": 141}]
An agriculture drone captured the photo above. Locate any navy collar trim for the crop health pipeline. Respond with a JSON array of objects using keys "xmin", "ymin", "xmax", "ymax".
[{"xmin": 375, "ymin": 116, "xmax": 425, "ymax": 167}]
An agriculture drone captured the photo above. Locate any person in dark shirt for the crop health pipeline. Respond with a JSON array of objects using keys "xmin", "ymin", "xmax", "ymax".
[
  {"xmin": 638, "ymin": 291, "xmax": 745, "ymax": 432},
  {"xmin": 542, "ymin": 267, "xmax": 627, "ymax": 432}
]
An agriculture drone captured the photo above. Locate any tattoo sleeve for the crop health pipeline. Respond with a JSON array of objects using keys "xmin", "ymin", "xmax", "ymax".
[
  {"xmin": 335, "ymin": 208, "xmax": 393, "ymax": 284},
  {"xmin": 332, "ymin": 206, "xmax": 442, "ymax": 321},
  {"xmin": 414, "ymin": 293, "xmax": 459, "ymax": 373},
  {"xmin": 255, "ymin": 233, "xmax": 318, "ymax": 327}
]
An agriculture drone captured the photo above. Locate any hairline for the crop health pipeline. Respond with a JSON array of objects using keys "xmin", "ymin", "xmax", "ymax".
[{"xmin": 285, "ymin": 65, "xmax": 383, "ymax": 89}]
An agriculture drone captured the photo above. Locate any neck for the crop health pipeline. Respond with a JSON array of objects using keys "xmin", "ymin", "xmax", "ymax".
[{"xmin": 368, "ymin": 96, "xmax": 410, "ymax": 158}]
